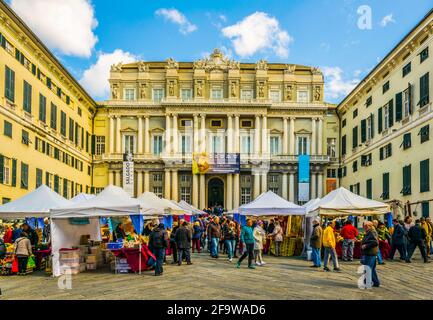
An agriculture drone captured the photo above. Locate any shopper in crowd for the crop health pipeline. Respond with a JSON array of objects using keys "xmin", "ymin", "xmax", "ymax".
[
  {"xmin": 427, "ymin": 217, "xmax": 433, "ymax": 255},
  {"xmin": 340, "ymin": 219, "xmax": 358, "ymax": 262},
  {"xmin": 270, "ymin": 220, "xmax": 284, "ymax": 257},
  {"xmin": 220, "ymin": 218, "xmax": 228, "ymax": 253},
  {"xmin": 361, "ymin": 221, "xmax": 380, "ymax": 288},
  {"xmin": 420, "ymin": 217, "xmax": 432, "ymax": 256},
  {"xmin": 389, "ymin": 219, "xmax": 406, "ymax": 261},
  {"xmin": 22, "ymin": 223, "xmax": 38, "ymax": 246},
  {"xmin": 309, "ymin": 218, "xmax": 323, "ymax": 268},
  {"xmin": 170, "ymin": 222, "xmax": 180, "ymax": 264},
  {"xmin": 12, "ymin": 223, "xmax": 22, "ymax": 242},
  {"xmin": 175, "ymin": 221, "xmax": 193, "ymax": 266},
  {"xmin": 113, "ymin": 222, "xmax": 126, "ymax": 242},
  {"xmin": 253, "ymin": 220, "xmax": 266, "ymax": 266},
  {"xmin": 192, "ymin": 221, "xmax": 202, "ymax": 254},
  {"xmin": 267, "ymin": 219, "xmax": 275, "ymax": 234},
  {"xmin": 149, "ymin": 223, "xmax": 168, "ymax": 276},
  {"xmin": 14, "ymin": 231, "xmax": 32, "ymax": 275},
  {"xmin": 377, "ymin": 222, "xmax": 391, "ymax": 243},
  {"xmin": 236, "ymin": 222, "xmax": 242, "ymax": 257},
  {"xmin": 372, "ymin": 220, "xmax": 385, "ymax": 265},
  {"xmin": 406, "ymin": 219, "xmax": 429, "ymax": 263},
  {"xmin": 42, "ymin": 218, "xmax": 51, "ymax": 243},
  {"xmin": 236, "ymin": 219, "xmax": 255, "ymax": 269},
  {"xmin": 3, "ymin": 224, "xmax": 13, "ymax": 244},
  {"xmin": 223, "ymin": 220, "xmax": 237, "ymax": 262},
  {"xmin": 323, "ymin": 220, "xmax": 340, "ymax": 272},
  {"xmin": 207, "ymin": 216, "xmax": 221, "ymax": 259},
  {"xmin": 0, "ymin": 237, "xmax": 6, "ymax": 260}
]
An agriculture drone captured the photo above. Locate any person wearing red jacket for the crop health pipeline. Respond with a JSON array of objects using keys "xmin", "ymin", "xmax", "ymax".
[
  {"xmin": 340, "ymin": 219, "xmax": 359, "ymax": 261},
  {"xmin": 3, "ymin": 225, "xmax": 13, "ymax": 244}
]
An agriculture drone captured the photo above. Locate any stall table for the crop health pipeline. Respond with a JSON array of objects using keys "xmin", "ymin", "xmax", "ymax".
[
  {"xmin": 335, "ymin": 240, "xmax": 391, "ymax": 259},
  {"xmin": 109, "ymin": 246, "xmax": 155, "ymax": 273}
]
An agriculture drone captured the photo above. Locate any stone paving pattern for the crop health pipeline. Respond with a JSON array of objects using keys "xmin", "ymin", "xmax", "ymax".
[{"xmin": 1, "ymin": 253, "xmax": 432, "ymax": 300}]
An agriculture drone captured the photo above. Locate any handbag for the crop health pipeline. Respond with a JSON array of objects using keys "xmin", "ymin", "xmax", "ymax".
[{"xmin": 11, "ymin": 256, "xmax": 18, "ymax": 273}]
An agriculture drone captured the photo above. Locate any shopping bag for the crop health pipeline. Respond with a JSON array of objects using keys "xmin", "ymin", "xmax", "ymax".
[
  {"xmin": 27, "ymin": 255, "xmax": 36, "ymax": 269},
  {"xmin": 11, "ymin": 257, "xmax": 18, "ymax": 273}
]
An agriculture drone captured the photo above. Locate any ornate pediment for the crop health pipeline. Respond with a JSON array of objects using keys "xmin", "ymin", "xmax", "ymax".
[
  {"xmin": 295, "ymin": 128, "xmax": 312, "ymax": 135},
  {"xmin": 193, "ymin": 48, "xmax": 240, "ymax": 71}
]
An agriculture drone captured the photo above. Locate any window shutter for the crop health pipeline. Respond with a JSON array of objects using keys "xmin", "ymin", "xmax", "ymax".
[
  {"xmin": 341, "ymin": 135, "xmax": 346, "ymax": 156},
  {"xmin": 396, "ymin": 92, "xmax": 403, "ymax": 121},
  {"xmin": 352, "ymin": 126, "xmax": 358, "ymax": 149},
  {"xmin": 370, "ymin": 114, "xmax": 375, "ymax": 139},
  {"xmin": 361, "ymin": 119, "xmax": 366, "ymax": 143},
  {"xmin": 0, "ymin": 155, "xmax": 4, "ymax": 184},
  {"xmin": 383, "ymin": 173, "xmax": 389, "ymax": 199},
  {"xmin": 379, "ymin": 147, "xmax": 384, "ymax": 160},
  {"xmin": 388, "ymin": 99, "xmax": 394, "ymax": 128},
  {"xmin": 11, "ymin": 159, "xmax": 16, "ymax": 187},
  {"xmin": 420, "ymin": 159, "xmax": 430, "ymax": 192},
  {"xmin": 91, "ymin": 135, "xmax": 96, "ymax": 155},
  {"xmin": 408, "ymin": 84, "xmax": 413, "ymax": 114},
  {"xmin": 378, "ymin": 107, "xmax": 383, "ymax": 133},
  {"xmin": 337, "ymin": 168, "xmax": 342, "ymax": 178},
  {"xmin": 45, "ymin": 172, "xmax": 49, "ymax": 187},
  {"xmin": 388, "ymin": 143, "xmax": 392, "ymax": 156}
]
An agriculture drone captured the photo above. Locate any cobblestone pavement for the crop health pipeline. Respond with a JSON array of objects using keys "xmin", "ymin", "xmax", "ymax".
[{"xmin": 1, "ymin": 252, "xmax": 432, "ymax": 300}]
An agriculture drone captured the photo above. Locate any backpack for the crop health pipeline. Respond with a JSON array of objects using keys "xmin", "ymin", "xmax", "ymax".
[{"xmin": 152, "ymin": 230, "xmax": 165, "ymax": 248}]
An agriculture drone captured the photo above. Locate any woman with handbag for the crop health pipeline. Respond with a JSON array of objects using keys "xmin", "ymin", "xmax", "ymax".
[{"xmin": 13, "ymin": 231, "xmax": 32, "ymax": 275}]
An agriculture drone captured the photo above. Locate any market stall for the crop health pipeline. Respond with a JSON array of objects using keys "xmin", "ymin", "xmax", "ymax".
[
  {"xmin": 237, "ymin": 191, "xmax": 307, "ymax": 257},
  {"xmin": 50, "ymin": 185, "xmax": 153, "ymax": 277},
  {"xmin": 71, "ymin": 193, "xmax": 96, "ymax": 203},
  {"xmin": 307, "ymin": 187, "xmax": 391, "ymax": 259}
]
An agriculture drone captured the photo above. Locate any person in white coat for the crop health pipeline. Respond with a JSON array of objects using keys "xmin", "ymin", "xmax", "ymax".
[
  {"xmin": 253, "ymin": 220, "xmax": 266, "ymax": 266},
  {"xmin": 270, "ymin": 221, "xmax": 284, "ymax": 257}
]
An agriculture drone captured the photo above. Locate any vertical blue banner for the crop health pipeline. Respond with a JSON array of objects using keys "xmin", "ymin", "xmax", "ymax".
[{"xmin": 298, "ymin": 155, "xmax": 310, "ymax": 202}]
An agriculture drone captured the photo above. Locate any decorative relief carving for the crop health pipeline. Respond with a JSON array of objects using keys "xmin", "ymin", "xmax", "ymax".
[
  {"xmin": 138, "ymin": 61, "xmax": 149, "ymax": 72},
  {"xmin": 193, "ymin": 48, "xmax": 240, "ymax": 71},
  {"xmin": 166, "ymin": 58, "xmax": 179, "ymax": 69},
  {"xmin": 311, "ymin": 67, "xmax": 322, "ymax": 75},
  {"xmin": 257, "ymin": 81, "xmax": 265, "ymax": 98},
  {"xmin": 256, "ymin": 59, "xmax": 268, "ymax": 71},
  {"xmin": 196, "ymin": 81, "xmax": 203, "ymax": 97},
  {"xmin": 230, "ymin": 81, "xmax": 237, "ymax": 98},
  {"xmin": 140, "ymin": 83, "xmax": 147, "ymax": 99},
  {"xmin": 284, "ymin": 64, "xmax": 296, "ymax": 74},
  {"xmin": 286, "ymin": 84, "xmax": 293, "ymax": 100},
  {"xmin": 314, "ymin": 85, "xmax": 321, "ymax": 101},
  {"xmin": 110, "ymin": 62, "xmax": 123, "ymax": 72},
  {"xmin": 168, "ymin": 80, "xmax": 175, "ymax": 96},
  {"xmin": 111, "ymin": 83, "xmax": 119, "ymax": 99}
]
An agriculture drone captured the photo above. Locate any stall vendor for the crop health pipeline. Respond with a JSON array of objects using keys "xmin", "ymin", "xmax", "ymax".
[
  {"xmin": 22, "ymin": 223, "xmax": 38, "ymax": 246},
  {"xmin": 113, "ymin": 223, "xmax": 127, "ymax": 241}
]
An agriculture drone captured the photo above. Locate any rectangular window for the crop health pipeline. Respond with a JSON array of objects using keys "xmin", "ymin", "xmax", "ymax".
[
  {"xmin": 382, "ymin": 172, "xmax": 389, "ymax": 200},
  {"xmin": 342, "ymin": 119, "xmax": 346, "ymax": 128},
  {"xmin": 4, "ymin": 120, "xmax": 12, "ymax": 138},
  {"xmin": 152, "ymin": 135, "xmax": 163, "ymax": 156},
  {"xmin": 60, "ymin": 111, "xmax": 67, "ymax": 136},
  {"xmin": 96, "ymin": 136, "xmax": 105, "ymax": 155},
  {"xmin": 402, "ymin": 62, "xmax": 411, "ymax": 77},
  {"xmin": 269, "ymin": 175, "xmax": 278, "ymax": 183},
  {"xmin": 211, "ymin": 88, "xmax": 223, "ymax": 100},
  {"xmin": 401, "ymin": 132, "xmax": 411, "ymax": 150},
  {"xmin": 36, "ymin": 168, "xmax": 43, "ymax": 188},
  {"xmin": 1, "ymin": 156, "xmax": 11, "ymax": 185},
  {"xmin": 152, "ymin": 88, "xmax": 164, "ymax": 102},
  {"xmin": 63, "ymin": 179, "xmax": 69, "ymax": 198},
  {"xmin": 403, "ymin": 85, "xmax": 412, "ymax": 118},
  {"xmin": 181, "ymin": 135, "xmax": 192, "ymax": 154},
  {"xmin": 269, "ymin": 90, "xmax": 281, "ymax": 102},
  {"xmin": 181, "ymin": 89, "xmax": 192, "ymax": 101},
  {"xmin": 352, "ymin": 160, "xmax": 358, "ymax": 173},
  {"xmin": 241, "ymin": 135, "xmax": 252, "ymax": 154},
  {"xmin": 241, "ymin": 188, "xmax": 251, "ymax": 205},
  {"xmin": 211, "ymin": 135, "xmax": 223, "ymax": 153},
  {"xmin": 270, "ymin": 136, "xmax": 281, "ymax": 155},
  {"xmin": 50, "ymin": 103, "xmax": 57, "ymax": 130},
  {"xmin": 327, "ymin": 169, "xmax": 336, "ymax": 178},
  {"xmin": 22, "ymin": 130, "xmax": 29, "ymax": 145},
  {"xmin": 327, "ymin": 138, "xmax": 336, "ymax": 158},
  {"xmin": 210, "ymin": 120, "xmax": 222, "ymax": 128},
  {"xmin": 241, "ymin": 89, "xmax": 253, "ymax": 100},
  {"xmin": 353, "ymin": 109, "xmax": 358, "ymax": 119},
  {"xmin": 365, "ymin": 96, "xmax": 372, "ymax": 108},
  {"xmin": 39, "ymin": 94, "xmax": 46, "ymax": 123},
  {"xmin": 419, "ymin": 72, "xmax": 430, "ymax": 108},
  {"xmin": 402, "ymin": 165, "xmax": 412, "ymax": 196},
  {"xmin": 180, "ymin": 187, "xmax": 191, "ymax": 204},
  {"xmin": 153, "ymin": 174, "xmax": 163, "ymax": 182},
  {"xmin": 20, "ymin": 162, "xmax": 28, "ymax": 189},
  {"xmin": 180, "ymin": 119, "xmax": 192, "ymax": 128},
  {"xmin": 5, "ymin": 66, "xmax": 15, "ymax": 102},
  {"xmin": 383, "ymin": 81, "xmax": 390, "ymax": 94},
  {"xmin": 240, "ymin": 120, "xmax": 253, "ymax": 128},
  {"xmin": 297, "ymin": 136, "xmax": 309, "ymax": 155},
  {"xmin": 420, "ymin": 47, "xmax": 429, "ymax": 63},
  {"xmin": 366, "ymin": 179, "xmax": 372, "ymax": 199},
  {"xmin": 297, "ymin": 90, "xmax": 309, "ymax": 103},
  {"xmin": 361, "ymin": 153, "xmax": 372, "ymax": 167},
  {"xmin": 419, "ymin": 125, "xmax": 430, "ymax": 143},
  {"xmin": 341, "ymin": 135, "xmax": 346, "ymax": 156},
  {"xmin": 396, "ymin": 92, "xmax": 403, "ymax": 122},
  {"xmin": 420, "ymin": 159, "xmax": 430, "ymax": 193},
  {"xmin": 69, "ymin": 118, "xmax": 74, "ymax": 141},
  {"xmin": 153, "ymin": 186, "xmax": 163, "ymax": 198},
  {"xmin": 380, "ymin": 143, "xmax": 392, "ymax": 160},
  {"xmin": 77, "ymin": 107, "xmax": 82, "ymax": 117},
  {"xmin": 23, "ymin": 81, "xmax": 32, "ymax": 113},
  {"xmin": 124, "ymin": 88, "xmax": 136, "ymax": 101},
  {"xmin": 124, "ymin": 135, "xmax": 135, "ymax": 154}
]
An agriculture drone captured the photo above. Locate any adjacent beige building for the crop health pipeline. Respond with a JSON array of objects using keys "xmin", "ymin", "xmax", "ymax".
[{"xmin": 338, "ymin": 9, "xmax": 433, "ymax": 218}]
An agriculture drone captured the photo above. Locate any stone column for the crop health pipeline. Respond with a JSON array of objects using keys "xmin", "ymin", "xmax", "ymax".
[
  {"xmin": 144, "ymin": 116, "xmax": 150, "ymax": 154},
  {"xmin": 261, "ymin": 171, "xmax": 267, "ymax": 193},
  {"xmin": 290, "ymin": 117, "xmax": 295, "ymax": 155},
  {"xmin": 261, "ymin": 115, "xmax": 267, "ymax": 155},
  {"xmin": 165, "ymin": 114, "xmax": 171, "ymax": 155},
  {"xmin": 199, "ymin": 174, "xmax": 206, "ymax": 210},
  {"xmin": 311, "ymin": 118, "xmax": 316, "ymax": 155},
  {"xmin": 193, "ymin": 114, "xmax": 199, "ymax": 153},
  {"xmin": 109, "ymin": 116, "xmax": 115, "ymax": 154},
  {"xmin": 172, "ymin": 114, "xmax": 178, "ymax": 155},
  {"xmin": 254, "ymin": 115, "xmax": 261, "ymax": 156},
  {"xmin": 137, "ymin": 116, "xmax": 143, "ymax": 154},
  {"xmin": 136, "ymin": 171, "xmax": 143, "ymax": 196},
  {"xmin": 171, "ymin": 170, "xmax": 178, "ymax": 201},
  {"xmin": 108, "ymin": 170, "xmax": 114, "ymax": 186},
  {"xmin": 144, "ymin": 171, "xmax": 150, "ymax": 192},
  {"xmin": 282, "ymin": 172, "xmax": 288, "ymax": 199},
  {"xmin": 317, "ymin": 171, "xmax": 323, "ymax": 198},
  {"xmin": 227, "ymin": 115, "xmax": 233, "ymax": 153},
  {"xmin": 233, "ymin": 173, "xmax": 240, "ymax": 209},
  {"xmin": 164, "ymin": 169, "xmax": 171, "ymax": 199},
  {"xmin": 318, "ymin": 118, "xmax": 323, "ymax": 155},
  {"xmin": 116, "ymin": 116, "xmax": 121, "ymax": 154},
  {"xmin": 200, "ymin": 114, "xmax": 206, "ymax": 153},
  {"xmin": 116, "ymin": 171, "xmax": 122, "ymax": 187},
  {"xmin": 193, "ymin": 174, "xmax": 199, "ymax": 208},
  {"xmin": 253, "ymin": 171, "xmax": 261, "ymax": 199},
  {"xmin": 311, "ymin": 172, "xmax": 317, "ymax": 200},
  {"xmin": 289, "ymin": 172, "xmax": 295, "ymax": 202},
  {"xmin": 226, "ymin": 174, "xmax": 233, "ymax": 211},
  {"xmin": 283, "ymin": 117, "xmax": 288, "ymax": 155},
  {"xmin": 234, "ymin": 114, "xmax": 240, "ymax": 153}
]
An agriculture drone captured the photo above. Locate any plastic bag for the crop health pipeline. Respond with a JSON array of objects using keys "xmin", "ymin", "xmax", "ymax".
[
  {"xmin": 11, "ymin": 257, "xmax": 18, "ymax": 273},
  {"xmin": 27, "ymin": 255, "xmax": 36, "ymax": 269}
]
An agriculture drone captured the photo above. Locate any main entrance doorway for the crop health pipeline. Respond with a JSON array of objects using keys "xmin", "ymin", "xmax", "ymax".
[{"xmin": 208, "ymin": 177, "xmax": 224, "ymax": 208}]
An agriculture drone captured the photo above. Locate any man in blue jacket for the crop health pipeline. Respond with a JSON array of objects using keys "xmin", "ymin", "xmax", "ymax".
[
  {"xmin": 389, "ymin": 219, "xmax": 406, "ymax": 261},
  {"xmin": 236, "ymin": 219, "xmax": 255, "ymax": 269}
]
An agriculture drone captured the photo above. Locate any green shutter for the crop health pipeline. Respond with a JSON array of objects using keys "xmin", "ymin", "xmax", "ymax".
[
  {"xmin": 422, "ymin": 202, "xmax": 430, "ymax": 218},
  {"xmin": 341, "ymin": 135, "xmax": 346, "ymax": 156},
  {"xmin": 45, "ymin": 172, "xmax": 49, "ymax": 187},
  {"xmin": 361, "ymin": 119, "xmax": 366, "ymax": 143},
  {"xmin": 0, "ymin": 155, "xmax": 4, "ymax": 184},
  {"xmin": 11, "ymin": 159, "xmax": 16, "ymax": 187},
  {"xmin": 54, "ymin": 175, "xmax": 59, "ymax": 193},
  {"xmin": 396, "ymin": 92, "xmax": 403, "ymax": 121},
  {"xmin": 379, "ymin": 147, "xmax": 384, "ymax": 160},
  {"xmin": 420, "ymin": 159, "xmax": 430, "ymax": 192},
  {"xmin": 378, "ymin": 107, "xmax": 383, "ymax": 133},
  {"xmin": 388, "ymin": 99, "xmax": 394, "ymax": 128},
  {"xmin": 352, "ymin": 126, "xmax": 358, "ymax": 149},
  {"xmin": 383, "ymin": 173, "xmax": 389, "ymax": 200},
  {"xmin": 5, "ymin": 66, "xmax": 15, "ymax": 102},
  {"xmin": 366, "ymin": 179, "xmax": 372, "ymax": 199},
  {"xmin": 36, "ymin": 168, "xmax": 42, "ymax": 188},
  {"xmin": 91, "ymin": 135, "xmax": 96, "ymax": 155},
  {"xmin": 370, "ymin": 114, "xmax": 375, "ymax": 139}
]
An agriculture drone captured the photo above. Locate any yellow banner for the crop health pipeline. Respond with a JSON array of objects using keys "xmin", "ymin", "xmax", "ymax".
[{"xmin": 192, "ymin": 152, "xmax": 210, "ymax": 174}]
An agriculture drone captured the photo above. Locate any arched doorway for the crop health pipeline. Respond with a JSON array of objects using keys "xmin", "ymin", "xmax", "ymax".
[{"xmin": 208, "ymin": 177, "xmax": 224, "ymax": 209}]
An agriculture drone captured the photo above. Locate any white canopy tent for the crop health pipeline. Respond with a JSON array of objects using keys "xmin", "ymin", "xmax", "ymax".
[
  {"xmin": 137, "ymin": 192, "xmax": 189, "ymax": 215},
  {"xmin": 50, "ymin": 185, "xmax": 145, "ymax": 277},
  {"xmin": 71, "ymin": 193, "xmax": 96, "ymax": 203},
  {"xmin": 177, "ymin": 200, "xmax": 206, "ymax": 215},
  {"xmin": 307, "ymin": 187, "xmax": 390, "ymax": 217},
  {"xmin": 0, "ymin": 185, "xmax": 72, "ymax": 219},
  {"xmin": 238, "ymin": 191, "xmax": 306, "ymax": 216}
]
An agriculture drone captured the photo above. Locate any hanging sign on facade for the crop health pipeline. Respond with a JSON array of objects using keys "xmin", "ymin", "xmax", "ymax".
[
  {"xmin": 192, "ymin": 152, "xmax": 240, "ymax": 174},
  {"xmin": 298, "ymin": 155, "xmax": 310, "ymax": 202},
  {"xmin": 123, "ymin": 153, "xmax": 134, "ymax": 197}
]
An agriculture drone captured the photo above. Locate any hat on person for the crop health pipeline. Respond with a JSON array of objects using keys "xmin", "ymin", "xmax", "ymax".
[{"xmin": 158, "ymin": 223, "xmax": 164, "ymax": 229}]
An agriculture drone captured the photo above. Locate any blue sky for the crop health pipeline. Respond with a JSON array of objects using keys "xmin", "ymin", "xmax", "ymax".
[{"xmin": 8, "ymin": 0, "xmax": 433, "ymax": 102}]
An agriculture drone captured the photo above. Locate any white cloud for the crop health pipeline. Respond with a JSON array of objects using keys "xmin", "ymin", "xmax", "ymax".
[
  {"xmin": 380, "ymin": 13, "xmax": 395, "ymax": 27},
  {"xmin": 322, "ymin": 66, "xmax": 360, "ymax": 101},
  {"xmin": 155, "ymin": 8, "xmax": 197, "ymax": 34},
  {"xmin": 80, "ymin": 50, "xmax": 137, "ymax": 100},
  {"xmin": 10, "ymin": 0, "xmax": 98, "ymax": 58},
  {"xmin": 221, "ymin": 12, "xmax": 293, "ymax": 58}
]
